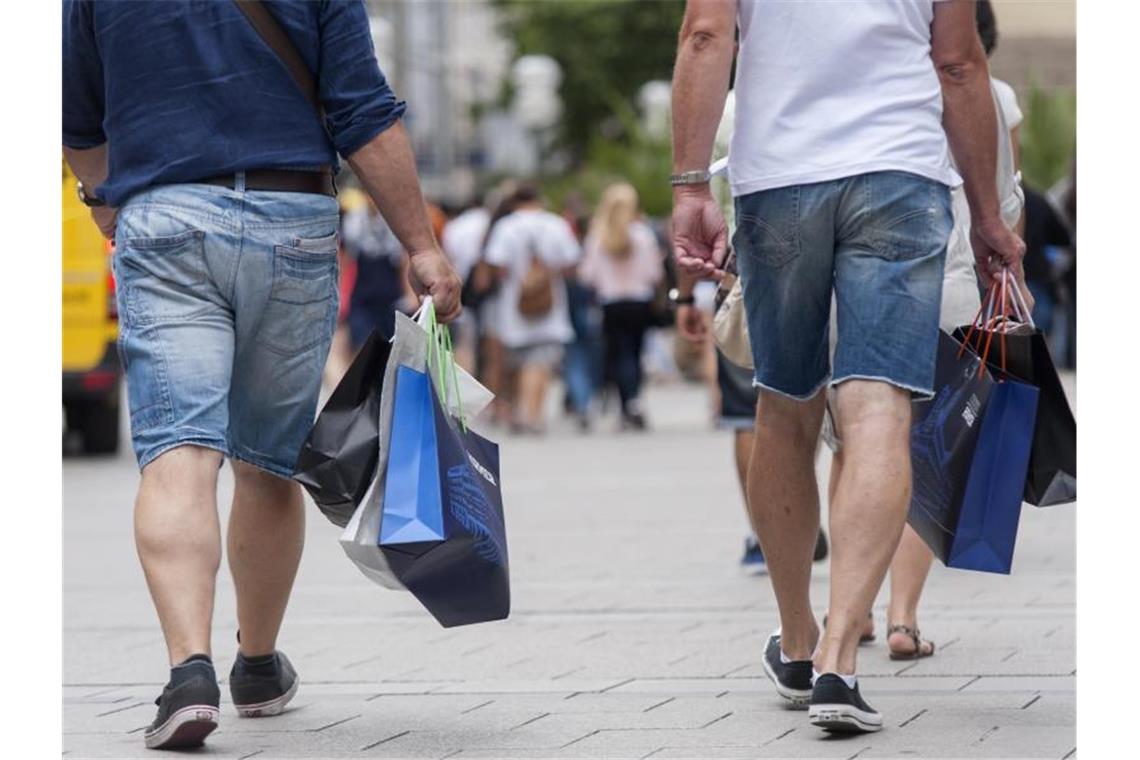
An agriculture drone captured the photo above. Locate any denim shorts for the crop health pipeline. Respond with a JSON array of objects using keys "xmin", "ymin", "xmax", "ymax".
[
  {"xmin": 113, "ymin": 180, "xmax": 340, "ymax": 477},
  {"xmin": 733, "ymin": 171, "xmax": 952, "ymax": 400}
]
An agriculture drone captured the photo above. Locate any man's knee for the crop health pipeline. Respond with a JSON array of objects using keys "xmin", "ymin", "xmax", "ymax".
[
  {"xmin": 834, "ymin": 380, "xmax": 912, "ymax": 447},
  {"xmin": 755, "ymin": 388, "xmax": 825, "ymax": 447},
  {"xmin": 231, "ymin": 460, "xmax": 299, "ymax": 498},
  {"xmin": 141, "ymin": 444, "xmax": 223, "ymax": 491}
]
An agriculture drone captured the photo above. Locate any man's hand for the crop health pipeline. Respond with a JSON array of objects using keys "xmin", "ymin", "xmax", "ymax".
[
  {"xmin": 408, "ymin": 248, "xmax": 462, "ymax": 323},
  {"xmin": 970, "ymin": 217, "xmax": 1026, "ymax": 285},
  {"xmin": 92, "ymin": 206, "xmax": 118, "ymax": 240},
  {"xmin": 675, "ymin": 303, "xmax": 708, "ymax": 344},
  {"xmin": 672, "ymin": 186, "xmax": 728, "ymax": 280}
]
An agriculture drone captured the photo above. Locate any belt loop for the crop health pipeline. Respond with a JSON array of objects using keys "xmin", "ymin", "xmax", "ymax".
[{"xmin": 235, "ymin": 171, "xmax": 246, "ymax": 193}]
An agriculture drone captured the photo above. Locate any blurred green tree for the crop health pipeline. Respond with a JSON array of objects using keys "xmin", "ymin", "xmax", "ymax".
[
  {"xmin": 1018, "ymin": 85, "xmax": 1077, "ymax": 191},
  {"xmin": 493, "ymin": 0, "xmax": 685, "ymax": 162}
]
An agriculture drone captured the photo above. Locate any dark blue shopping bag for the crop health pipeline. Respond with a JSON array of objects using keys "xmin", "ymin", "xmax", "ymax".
[
  {"xmin": 908, "ymin": 332, "xmax": 1039, "ymax": 574},
  {"xmin": 379, "ymin": 365, "xmax": 510, "ymax": 627}
]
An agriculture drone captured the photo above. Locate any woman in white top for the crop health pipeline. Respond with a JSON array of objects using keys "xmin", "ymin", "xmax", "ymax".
[{"xmin": 579, "ymin": 183, "xmax": 664, "ymax": 429}]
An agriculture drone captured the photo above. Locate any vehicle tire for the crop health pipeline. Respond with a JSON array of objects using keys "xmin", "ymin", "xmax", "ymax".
[{"xmin": 80, "ymin": 394, "xmax": 121, "ymax": 455}]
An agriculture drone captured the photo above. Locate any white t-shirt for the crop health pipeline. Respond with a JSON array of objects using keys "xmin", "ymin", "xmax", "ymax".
[
  {"xmin": 484, "ymin": 208, "xmax": 581, "ymax": 348},
  {"xmin": 441, "ymin": 206, "xmax": 490, "ymax": 283},
  {"xmin": 730, "ymin": 0, "xmax": 959, "ymax": 197}
]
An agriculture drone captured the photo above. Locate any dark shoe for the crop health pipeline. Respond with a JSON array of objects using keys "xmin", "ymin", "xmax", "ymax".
[
  {"xmin": 740, "ymin": 536, "xmax": 768, "ymax": 575},
  {"xmin": 229, "ymin": 650, "xmax": 299, "ymax": 718},
  {"xmin": 809, "ymin": 673, "xmax": 883, "ymax": 733},
  {"xmin": 144, "ymin": 657, "xmax": 220, "ymax": 750},
  {"xmin": 620, "ymin": 411, "xmax": 647, "ymax": 431},
  {"xmin": 761, "ymin": 632, "xmax": 813, "ymax": 707},
  {"xmin": 813, "ymin": 529, "xmax": 829, "ymax": 561}
]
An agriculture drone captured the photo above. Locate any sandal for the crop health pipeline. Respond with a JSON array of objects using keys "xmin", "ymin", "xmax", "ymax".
[
  {"xmin": 887, "ymin": 624, "xmax": 935, "ymax": 660},
  {"xmin": 823, "ymin": 612, "xmax": 876, "ymax": 644}
]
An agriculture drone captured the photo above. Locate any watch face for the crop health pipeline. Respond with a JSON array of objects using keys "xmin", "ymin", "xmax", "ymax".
[{"xmin": 668, "ymin": 287, "xmax": 681, "ymax": 303}]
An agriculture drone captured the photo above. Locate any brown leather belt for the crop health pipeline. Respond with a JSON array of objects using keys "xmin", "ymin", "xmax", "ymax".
[{"xmin": 198, "ymin": 169, "xmax": 336, "ymax": 197}]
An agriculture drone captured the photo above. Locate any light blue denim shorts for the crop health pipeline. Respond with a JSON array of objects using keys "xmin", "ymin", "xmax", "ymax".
[
  {"xmin": 734, "ymin": 171, "xmax": 952, "ymax": 401},
  {"xmin": 113, "ymin": 180, "xmax": 340, "ymax": 477}
]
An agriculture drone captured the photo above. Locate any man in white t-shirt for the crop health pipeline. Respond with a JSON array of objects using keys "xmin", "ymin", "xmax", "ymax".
[
  {"xmin": 442, "ymin": 199, "xmax": 492, "ymax": 370},
  {"xmin": 670, "ymin": 0, "xmax": 1025, "ymax": 733},
  {"xmin": 484, "ymin": 183, "xmax": 582, "ymax": 432}
]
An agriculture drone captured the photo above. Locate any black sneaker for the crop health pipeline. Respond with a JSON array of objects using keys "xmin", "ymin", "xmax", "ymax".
[
  {"xmin": 740, "ymin": 536, "xmax": 768, "ymax": 575},
  {"xmin": 229, "ymin": 650, "xmax": 299, "ymax": 718},
  {"xmin": 813, "ymin": 529, "xmax": 829, "ymax": 562},
  {"xmin": 761, "ymin": 632, "xmax": 813, "ymax": 707},
  {"xmin": 144, "ymin": 657, "xmax": 220, "ymax": 750},
  {"xmin": 809, "ymin": 673, "xmax": 883, "ymax": 733}
]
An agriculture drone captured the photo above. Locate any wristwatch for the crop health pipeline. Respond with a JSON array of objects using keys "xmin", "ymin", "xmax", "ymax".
[
  {"xmin": 76, "ymin": 181, "xmax": 106, "ymax": 208},
  {"xmin": 670, "ymin": 170, "xmax": 712, "ymax": 187},
  {"xmin": 668, "ymin": 287, "xmax": 695, "ymax": 306}
]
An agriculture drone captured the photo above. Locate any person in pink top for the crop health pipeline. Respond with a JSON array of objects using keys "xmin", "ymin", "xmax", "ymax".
[{"xmin": 579, "ymin": 183, "xmax": 665, "ymax": 430}]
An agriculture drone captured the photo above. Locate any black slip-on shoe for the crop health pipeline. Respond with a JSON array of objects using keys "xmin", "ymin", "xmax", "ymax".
[
  {"xmin": 229, "ymin": 650, "xmax": 299, "ymax": 718},
  {"xmin": 144, "ymin": 661, "xmax": 221, "ymax": 750},
  {"xmin": 809, "ymin": 673, "xmax": 883, "ymax": 733},
  {"xmin": 761, "ymin": 632, "xmax": 813, "ymax": 707}
]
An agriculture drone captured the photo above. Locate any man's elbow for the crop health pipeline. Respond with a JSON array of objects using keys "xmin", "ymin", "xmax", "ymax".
[
  {"xmin": 678, "ymin": 6, "xmax": 735, "ymax": 54},
  {"xmin": 933, "ymin": 42, "xmax": 989, "ymax": 88}
]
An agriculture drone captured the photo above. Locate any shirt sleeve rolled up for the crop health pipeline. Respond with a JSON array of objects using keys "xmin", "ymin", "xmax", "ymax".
[
  {"xmin": 318, "ymin": 0, "xmax": 407, "ymax": 157},
  {"xmin": 62, "ymin": 0, "xmax": 106, "ymax": 149}
]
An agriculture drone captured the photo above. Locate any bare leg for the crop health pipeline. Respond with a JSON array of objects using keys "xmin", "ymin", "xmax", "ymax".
[
  {"xmin": 516, "ymin": 363, "xmax": 551, "ymax": 430},
  {"xmin": 816, "ymin": 380, "xmax": 912, "ymax": 676},
  {"xmin": 747, "ymin": 389, "xmax": 826, "ymax": 659},
  {"xmin": 227, "ymin": 461, "xmax": 305, "ymax": 657},
  {"xmin": 733, "ymin": 428, "xmax": 752, "ymax": 502},
  {"xmin": 887, "ymin": 526, "xmax": 936, "ymax": 656},
  {"xmin": 134, "ymin": 445, "xmax": 224, "ymax": 665}
]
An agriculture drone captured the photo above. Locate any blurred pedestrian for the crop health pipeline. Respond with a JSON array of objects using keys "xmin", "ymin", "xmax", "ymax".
[
  {"xmin": 484, "ymin": 182, "xmax": 582, "ymax": 433},
  {"xmin": 579, "ymin": 183, "xmax": 664, "ymax": 430},
  {"xmin": 560, "ymin": 193, "xmax": 602, "ymax": 431},
  {"xmin": 671, "ymin": 0, "xmax": 1023, "ymax": 732},
  {"xmin": 62, "ymin": 1, "xmax": 460, "ymax": 750},
  {"xmin": 342, "ymin": 195, "xmax": 418, "ymax": 347},
  {"xmin": 442, "ymin": 193, "xmax": 492, "ymax": 371}
]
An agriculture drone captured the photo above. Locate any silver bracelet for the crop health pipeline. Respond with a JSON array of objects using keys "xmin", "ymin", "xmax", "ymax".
[{"xmin": 670, "ymin": 170, "xmax": 712, "ymax": 186}]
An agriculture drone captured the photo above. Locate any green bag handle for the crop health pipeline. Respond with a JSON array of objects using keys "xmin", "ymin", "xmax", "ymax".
[{"xmin": 423, "ymin": 300, "xmax": 468, "ymax": 433}]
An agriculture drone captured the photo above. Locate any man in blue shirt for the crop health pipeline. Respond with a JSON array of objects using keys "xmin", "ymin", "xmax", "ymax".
[{"xmin": 62, "ymin": 1, "xmax": 461, "ymax": 749}]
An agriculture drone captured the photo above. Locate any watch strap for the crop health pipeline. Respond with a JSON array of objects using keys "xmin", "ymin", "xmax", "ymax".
[{"xmin": 670, "ymin": 170, "xmax": 712, "ymax": 186}]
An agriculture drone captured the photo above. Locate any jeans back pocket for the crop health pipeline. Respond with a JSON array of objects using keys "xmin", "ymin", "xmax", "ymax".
[{"xmin": 257, "ymin": 235, "xmax": 339, "ymax": 355}]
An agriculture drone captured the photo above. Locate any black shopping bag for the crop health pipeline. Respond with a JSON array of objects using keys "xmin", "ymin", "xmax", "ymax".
[
  {"xmin": 294, "ymin": 330, "xmax": 391, "ymax": 527},
  {"xmin": 953, "ymin": 324, "xmax": 1075, "ymax": 506},
  {"xmin": 378, "ymin": 365, "xmax": 510, "ymax": 627},
  {"xmin": 908, "ymin": 331, "xmax": 1039, "ymax": 574}
]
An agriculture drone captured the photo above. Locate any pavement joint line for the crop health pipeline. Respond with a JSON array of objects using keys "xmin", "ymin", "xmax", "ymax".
[
  {"xmin": 505, "ymin": 656, "xmax": 534, "ymax": 667},
  {"xmin": 460, "ymin": 700, "xmax": 495, "ymax": 715},
  {"xmin": 700, "ymin": 711, "xmax": 733, "ymax": 729},
  {"xmin": 973, "ymin": 726, "xmax": 1000, "ymax": 745},
  {"xmin": 846, "ymin": 746, "xmax": 872, "ymax": 760},
  {"xmin": 599, "ymin": 678, "xmax": 636, "ymax": 693},
  {"xmin": 574, "ymin": 631, "xmax": 608, "ymax": 644},
  {"xmin": 666, "ymin": 654, "xmax": 692, "ymax": 666},
  {"xmin": 1021, "ymin": 693, "xmax": 1042, "ymax": 710},
  {"xmin": 958, "ymin": 676, "xmax": 983, "ymax": 692},
  {"xmin": 461, "ymin": 644, "xmax": 494, "ymax": 656},
  {"xmin": 1001, "ymin": 649, "xmax": 1020, "ymax": 662},
  {"xmin": 236, "ymin": 751, "xmax": 263, "ymax": 760},
  {"xmin": 1062, "ymin": 746, "xmax": 1077, "ymax": 759},
  {"xmin": 96, "ymin": 701, "xmax": 148, "ymax": 718},
  {"xmin": 560, "ymin": 729, "xmax": 601, "ymax": 748},
  {"xmin": 679, "ymin": 622, "xmax": 703, "ymax": 633},
  {"xmin": 938, "ymin": 636, "xmax": 961, "ymax": 651},
  {"xmin": 1044, "ymin": 626, "xmax": 1061, "ymax": 638},
  {"xmin": 893, "ymin": 661, "xmax": 919, "ymax": 676},
  {"xmin": 715, "ymin": 690, "xmax": 729, "ymax": 698},
  {"xmin": 360, "ymin": 730, "xmax": 411, "ymax": 751},
  {"xmin": 313, "ymin": 714, "xmax": 361, "ymax": 732},
  {"xmin": 720, "ymin": 664, "xmax": 750, "ymax": 677},
  {"xmin": 898, "ymin": 708, "xmax": 927, "ymax": 728},
  {"xmin": 437, "ymin": 750, "xmax": 462, "ymax": 759},
  {"xmin": 551, "ymin": 667, "xmax": 585, "ymax": 680},
  {"xmin": 761, "ymin": 727, "xmax": 796, "ymax": 746},
  {"xmin": 509, "ymin": 712, "xmax": 550, "ymax": 730},
  {"xmin": 640, "ymin": 748, "xmax": 665, "ymax": 760},
  {"xmin": 643, "ymin": 697, "xmax": 675, "ymax": 713}
]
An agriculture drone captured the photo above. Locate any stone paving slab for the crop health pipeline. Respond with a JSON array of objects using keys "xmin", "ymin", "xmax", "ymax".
[{"xmin": 63, "ymin": 378, "xmax": 1077, "ymax": 758}]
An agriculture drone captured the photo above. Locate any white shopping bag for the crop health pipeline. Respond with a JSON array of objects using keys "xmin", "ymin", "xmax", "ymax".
[{"xmin": 338, "ymin": 298, "xmax": 494, "ymax": 589}]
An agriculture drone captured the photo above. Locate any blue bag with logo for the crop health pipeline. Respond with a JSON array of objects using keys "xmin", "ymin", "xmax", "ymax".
[
  {"xmin": 908, "ymin": 330, "xmax": 1038, "ymax": 574},
  {"xmin": 379, "ymin": 364, "xmax": 509, "ymax": 627}
]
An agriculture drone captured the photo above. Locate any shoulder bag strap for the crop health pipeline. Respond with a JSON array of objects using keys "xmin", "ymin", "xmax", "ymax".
[{"xmin": 232, "ymin": 0, "xmax": 326, "ymax": 125}]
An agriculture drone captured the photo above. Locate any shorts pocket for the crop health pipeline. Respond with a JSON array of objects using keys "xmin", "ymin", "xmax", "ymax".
[
  {"xmin": 256, "ymin": 239, "xmax": 338, "ymax": 355},
  {"xmin": 116, "ymin": 229, "xmax": 208, "ymax": 326},
  {"xmin": 733, "ymin": 188, "xmax": 800, "ymax": 268},
  {"xmin": 870, "ymin": 181, "xmax": 952, "ymax": 262}
]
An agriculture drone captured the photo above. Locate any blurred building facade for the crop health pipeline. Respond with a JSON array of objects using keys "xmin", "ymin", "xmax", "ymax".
[{"xmin": 988, "ymin": 0, "xmax": 1076, "ymax": 99}]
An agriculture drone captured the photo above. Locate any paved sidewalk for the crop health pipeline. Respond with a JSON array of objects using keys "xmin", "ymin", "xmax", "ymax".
[{"xmin": 64, "ymin": 377, "xmax": 1076, "ymax": 759}]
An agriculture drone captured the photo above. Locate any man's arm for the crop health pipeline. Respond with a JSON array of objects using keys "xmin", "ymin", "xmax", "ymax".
[
  {"xmin": 63, "ymin": 144, "xmax": 117, "ymax": 239},
  {"xmin": 347, "ymin": 122, "xmax": 462, "ymax": 322},
  {"xmin": 670, "ymin": 0, "xmax": 738, "ymax": 280},
  {"xmin": 931, "ymin": 0, "xmax": 1025, "ymax": 284}
]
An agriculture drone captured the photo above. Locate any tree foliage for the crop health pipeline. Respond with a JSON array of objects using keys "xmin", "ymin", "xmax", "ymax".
[
  {"xmin": 1018, "ymin": 85, "xmax": 1076, "ymax": 192},
  {"xmin": 493, "ymin": 0, "xmax": 685, "ymax": 162}
]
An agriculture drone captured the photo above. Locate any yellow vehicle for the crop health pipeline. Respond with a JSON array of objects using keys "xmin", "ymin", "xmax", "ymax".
[{"xmin": 62, "ymin": 159, "xmax": 121, "ymax": 454}]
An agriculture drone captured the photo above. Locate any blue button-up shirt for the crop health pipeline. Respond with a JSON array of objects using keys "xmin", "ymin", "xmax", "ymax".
[{"xmin": 63, "ymin": 0, "xmax": 407, "ymax": 207}]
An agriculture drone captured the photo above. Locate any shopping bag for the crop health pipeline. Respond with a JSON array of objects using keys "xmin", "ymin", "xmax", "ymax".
[
  {"xmin": 294, "ymin": 330, "xmax": 392, "ymax": 527},
  {"xmin": 952, "ymin": 280, "xmax": 1075, "ymax": 506},
  {"xmin": 908, "ymin": 330, "xmax": 1039, "ymax": 574},
  {"xmin": 337, "ymin": 299, "xmax": 495, "ymax": 588},
  {"xmin": 379, "ymin": 364, "xmax": 510, "ymax": 627}
]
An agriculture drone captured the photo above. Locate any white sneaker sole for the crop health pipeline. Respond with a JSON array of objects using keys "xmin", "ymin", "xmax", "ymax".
[
  {"xmin": 760, "ymin": 650, "xmax": 811, "ymax": 708},
  {"xmin": 809, "ymin": 703, "xmax": 883, "ymax": 733},
  {"xmin": 143, "ymin": 705, "xmax": 219, "ymax": 749},
  {"xmin": 235, "ymin": 677, "xmax": 299, "ymax": 718}
]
